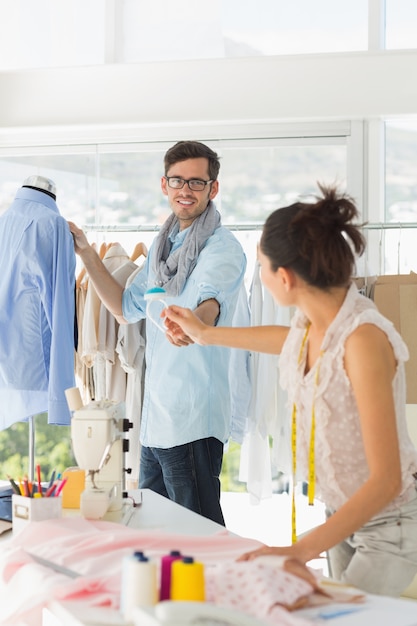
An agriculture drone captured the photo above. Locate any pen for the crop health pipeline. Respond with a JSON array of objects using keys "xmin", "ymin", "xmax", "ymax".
[
  {"xmin": 47, "ymin": 469, "xmax": 56, "ymax": 489},
  {"xmin": 318, "ymin": 607, "xmax": 364, "ymax": 620},
  {"xmin": 54, "ymin": 478, "xmax": 67, "ymax": 497}
]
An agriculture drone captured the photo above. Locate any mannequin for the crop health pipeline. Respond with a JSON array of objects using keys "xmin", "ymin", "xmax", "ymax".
[
  {"xmin": 0, "ymin": 175, "xmax": 76, "ymax": 430},
  {"xmin": 22, "ymin": 174, "xmax": 57, "ymax": 200}
]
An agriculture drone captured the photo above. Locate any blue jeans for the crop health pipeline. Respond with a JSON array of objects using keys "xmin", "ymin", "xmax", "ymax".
[{"xmin": 139, "ymin": 437, "xmax": 225, "ymax": 526}]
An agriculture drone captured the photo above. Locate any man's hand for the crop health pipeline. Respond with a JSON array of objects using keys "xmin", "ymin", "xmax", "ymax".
[
  {"xmin": 164, "ymin": 299, "xmax": 219, "ymax": 347},
  {"xmin": 164, "ymin": 305, "xmax": 208, "ymax": 346},
  {"xmin": 67, "ymin": 221, "xmax": 125, "ymax": 321},
  {"xmin": 165, "ymin": 319, "xmax": 195, "ymax": 347},
  {"xmin": 67, "ymin": 221, "xmax": 91, "ymax": 256}
]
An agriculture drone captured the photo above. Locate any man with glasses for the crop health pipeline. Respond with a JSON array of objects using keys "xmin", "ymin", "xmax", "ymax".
[{"xmin": 69, "ymin": 140, "xmax": 247, "ymax": 525}]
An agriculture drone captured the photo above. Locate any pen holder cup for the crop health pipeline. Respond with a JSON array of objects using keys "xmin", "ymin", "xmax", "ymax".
[{"xmin": 12, "ymin": 494, "xmax": 62, "ymax": 535}]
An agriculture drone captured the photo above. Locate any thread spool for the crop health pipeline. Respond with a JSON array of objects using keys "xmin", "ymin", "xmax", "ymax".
[
  {"xmin": 120, "ymin": 553, "xmax": 157, "ymax": 621},
  {"xmin": 64, "ymin": 387, "xmax": 83, "ymax": 411},
  {"xmin": 170, "ymin": 556, "xmax": 205, "ymax": 602},
  {"xmin": 160, "ymin": 550, "xmax": 182, "ymax": 601}
]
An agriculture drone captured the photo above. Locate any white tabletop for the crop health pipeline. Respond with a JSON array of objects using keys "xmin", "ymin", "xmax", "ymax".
[{"xmin": 122, "ymin": 488, "xmax": 226, "ymax": 536}]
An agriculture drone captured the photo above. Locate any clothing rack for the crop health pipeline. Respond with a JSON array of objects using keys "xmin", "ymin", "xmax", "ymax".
[
  {"xmin": 83, "ymin": 222, "xmax": 417, "ymax": 233},
  {"xmin": 363, "ymin": 222, "xmax": 417, "ymax": 230}
]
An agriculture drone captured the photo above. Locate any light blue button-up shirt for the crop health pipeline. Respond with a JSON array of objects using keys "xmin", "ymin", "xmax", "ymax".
[
  {"xmin": 122, "ymin": 222, "xmax": 247, "ymax": 448},
  {"xmin": 0, "ymin": 187, "xmax": 76, "ymax": 429}
]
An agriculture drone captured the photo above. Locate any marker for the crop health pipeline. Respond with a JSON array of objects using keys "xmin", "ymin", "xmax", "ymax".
[
  {"xmin": 36, "ymin": 464, "xmax": 43, "ymax": 497},
  {"xmin": 54, "ymin": 478, "xmax": 68, "ymax": 497},
  {"xmin": 7, "ymin": 475, "xmax": 21, "ymax": 495},
  {"xmin": 45, "ymin": 482, "xmax": 57, "ymax": 498}
]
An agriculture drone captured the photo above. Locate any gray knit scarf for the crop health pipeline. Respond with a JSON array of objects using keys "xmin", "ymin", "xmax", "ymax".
[{"xmin": 152, "ymin": 201, "xmax": 221, "ymax": 296}]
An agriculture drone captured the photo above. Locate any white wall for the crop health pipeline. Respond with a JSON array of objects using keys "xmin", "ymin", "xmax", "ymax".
[{"xmin": 0, "ymin": 50, "xmax": 417, "ymax": 141}]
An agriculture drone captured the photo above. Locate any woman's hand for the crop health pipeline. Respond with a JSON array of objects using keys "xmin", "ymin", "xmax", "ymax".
[
  {"xmin": 163, "ymin": 305, "xmax": 209, "ymax": 345},
  {"xmin": 237, "ymin": 544, "xmax": 305, "ymax": 563}
]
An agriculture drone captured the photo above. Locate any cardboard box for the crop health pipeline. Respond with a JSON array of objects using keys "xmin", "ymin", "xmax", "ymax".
[{"xmin": 373, "ymin": 273, "xmax": 417, "ymax": 404}]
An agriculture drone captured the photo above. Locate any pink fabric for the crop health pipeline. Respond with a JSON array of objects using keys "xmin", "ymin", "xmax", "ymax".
[{"xmin": 0, "ymin": 517, "xmax": 316, "ymax": 625}]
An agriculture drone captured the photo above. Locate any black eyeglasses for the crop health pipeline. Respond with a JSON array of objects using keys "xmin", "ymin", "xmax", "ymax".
[{"xmin": 164, "ymin": 176, "xmax": 213, "ymax": 191}]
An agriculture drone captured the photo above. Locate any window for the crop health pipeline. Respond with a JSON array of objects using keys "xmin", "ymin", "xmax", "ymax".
[
  {"xmin": 0, "ymin": 0, "xmax": 106, "ymax": 70},
  {"xmin": 220, "ymin": 0, "xmax": 367, "ymax": 56},
  {"xmin": 0, "ymin": 150, "xmax": 96, "ymax": 220},
  {"xmin": 385, "ymin": 0, "xmax": 417, "ymax": 49},
  {"xmin": 0, "ymin": 0, "xmax": 375, "ymax": 70},
  {"xmin": 0, "ymin": 130, "xmax": 349, "ymax": 283},
  {"xmin": 384, "ymin": 118, "xmax": 417, "ymax": 274}
]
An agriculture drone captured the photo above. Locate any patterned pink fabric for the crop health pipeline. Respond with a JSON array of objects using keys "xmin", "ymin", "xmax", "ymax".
[{"xmin": 206, "ymin": 559, "xmax": 315, "ymax": 625}]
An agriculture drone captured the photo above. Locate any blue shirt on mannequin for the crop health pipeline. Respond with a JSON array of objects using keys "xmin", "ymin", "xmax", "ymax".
[{"xmin": 0, "ymin": 186, "xmax": 76, "ymax": 429}]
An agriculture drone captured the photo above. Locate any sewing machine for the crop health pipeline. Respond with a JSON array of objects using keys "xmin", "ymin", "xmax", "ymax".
[{"xmin": 65, "ymin": 388, "xmax": 131, "ymax": 519}]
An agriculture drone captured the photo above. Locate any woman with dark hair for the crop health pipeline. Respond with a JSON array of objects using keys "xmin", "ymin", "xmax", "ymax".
[{"xmin": 164, "ymin": 184, "xmax": 417, "ymax": 597}]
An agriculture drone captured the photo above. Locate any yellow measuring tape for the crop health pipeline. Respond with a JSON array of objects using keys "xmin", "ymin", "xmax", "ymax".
[{"xmin": 291, "ymin": 322, "xmax": 324, "ymax": 544}]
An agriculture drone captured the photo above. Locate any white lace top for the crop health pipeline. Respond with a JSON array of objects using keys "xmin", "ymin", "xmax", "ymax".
[{"xmin": 280, "ymin": 282, "xmax": 417, "ymax": 512}]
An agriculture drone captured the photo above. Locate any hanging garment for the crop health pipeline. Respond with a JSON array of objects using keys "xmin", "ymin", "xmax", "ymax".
[
  {"xmin": 81, "ymin": 243, "xmax": 130, "ymax": 399},
  {"xmin": 74, "ymin": 277, "xmax": 93, "ymax": 404},
  {"xmin": 97, "ymin": 259, "xmax": 142, "ymax": 402},
  {"xmin": 239, "ymin": 261, "xmax": 291, "ymax": 503},
  {"xmin": 0, "ymin": 186, "xmax": 76, "ymax": 428},
  {"xmin": 228, "ymin": 283, "xmax": 252, "ymax": 445}
]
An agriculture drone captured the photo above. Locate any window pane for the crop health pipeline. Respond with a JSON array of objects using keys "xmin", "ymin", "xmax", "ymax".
[
  {"xmin": 220, "ymin": 140, "xmax": 347, "ymax": 279},
  {"xmin": 220, "ymin": 142, "xmax": 346, "ymax": 222},
  {"xmin": 221, "ymin": 0, "xmax": 367, "ymax": 56},
  {"xmin": 385, "ymin": 121, "xmax": 417, "ymax": 223},
  {"xmin": 122, "ymin": 0, "xmax": 224, "ymax": 62},
  {"xmin": 98, "ymin": 149, "xmax": 167, "ymax": 226},
  {"xmin": 0, "ymin": 0, "xmax": 106, "ymax": 70},
  {"xmin": 0, "ymin": 153, "xmax": 96, "ymax": 222},
  {"xmin": 122, "ymin": 0, "xmax": 367, "ymax": 62},
  {"xmin": 386, "ymin": 0, "xmax": 417, "ymax": 50},
  {"xmin": 384, "ymin": 119, "xmax": 417, "ymax": 273}
]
